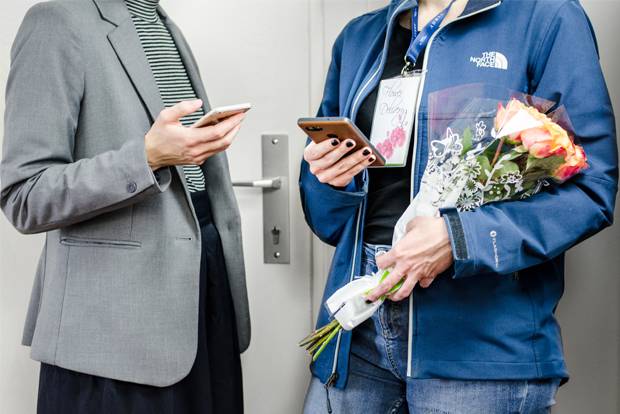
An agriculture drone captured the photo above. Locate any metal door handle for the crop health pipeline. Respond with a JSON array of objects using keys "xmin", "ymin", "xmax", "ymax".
[{"xmin": 232, "ymin": 177, "xmax": 282, "ymax": 189}]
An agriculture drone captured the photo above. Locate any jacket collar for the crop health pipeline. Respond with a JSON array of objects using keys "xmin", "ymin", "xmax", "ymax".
[
  {"xmin": 388, "ymin": 0, "xmax": 502, "ymax": 22},
  {"xmin": 92, "ymin": 0, "xmax": 168, "ymax": 26}
]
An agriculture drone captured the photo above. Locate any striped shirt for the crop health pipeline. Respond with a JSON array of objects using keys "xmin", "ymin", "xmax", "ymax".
[{"xmin": 126, "ymin": 0, "xmax": 206, "ymax": 192}]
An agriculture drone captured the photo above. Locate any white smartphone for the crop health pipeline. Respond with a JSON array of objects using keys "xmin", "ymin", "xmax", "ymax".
[{"xmin": 191, "ymin": 103, "xmax": 252, "ymax": 128}]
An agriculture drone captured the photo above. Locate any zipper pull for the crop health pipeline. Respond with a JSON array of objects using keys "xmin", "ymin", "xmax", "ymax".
[{"xmin": 324, "ymin": 373, "xmax": 338, "ymax": 414}]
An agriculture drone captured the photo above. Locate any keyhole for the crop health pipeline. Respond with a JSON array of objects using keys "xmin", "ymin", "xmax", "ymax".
[{"xmin": 271, "ymin": 226, "xmax": 281, "ymax": 245}]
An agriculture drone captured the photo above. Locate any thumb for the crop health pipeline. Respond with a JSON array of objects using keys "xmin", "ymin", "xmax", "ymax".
[
  {"xmin": 376, "ymin": 249, "xmax": 396, "ymax": 271},
  {"xmin": 159, "ymin": 99, "xmax": 203, "ymax": 123}
]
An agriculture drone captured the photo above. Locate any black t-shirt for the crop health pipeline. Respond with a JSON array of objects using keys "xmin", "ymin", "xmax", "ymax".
[{"xmin": 356, "ymin": 24, "xmax": 425, "ymax": 245}]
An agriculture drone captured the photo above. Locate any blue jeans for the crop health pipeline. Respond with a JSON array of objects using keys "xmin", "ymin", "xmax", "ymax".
[{"xmin": 303, "ymin": 243, "xmax": 560, "ymax": 413}]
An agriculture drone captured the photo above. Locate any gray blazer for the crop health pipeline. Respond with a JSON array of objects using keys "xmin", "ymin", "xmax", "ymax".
[{"xmin": 0, "ymin": 0, "xmax": 250, "ymax": 387}]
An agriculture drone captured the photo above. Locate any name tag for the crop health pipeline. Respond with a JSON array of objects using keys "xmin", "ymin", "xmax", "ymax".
[{"xmin": 369, "ymin": 74, "xmax": 422, "ymax": 167}]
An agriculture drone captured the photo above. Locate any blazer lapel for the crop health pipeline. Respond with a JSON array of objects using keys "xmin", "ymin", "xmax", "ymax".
[{"xmin": 93, "ymin": 0, "xmax": 164, "ymax": 122}]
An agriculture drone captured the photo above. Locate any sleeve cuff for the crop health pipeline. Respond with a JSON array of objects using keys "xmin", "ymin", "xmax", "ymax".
[
  {"xmin": 302, "ymin": 170, "xmax": 366, "ymax": 206},
  {"xmin": 122, "ymin": 139, "xmax": 172, "ymax": 195},
  {"xmin": 441, "ymin": 208, "xmax": 477, "ymax": 278}
]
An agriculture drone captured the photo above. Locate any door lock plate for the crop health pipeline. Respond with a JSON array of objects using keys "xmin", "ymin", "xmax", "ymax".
[{"xmin": 262, "ymin": 134, "xmax": 290, "ymax": 264}]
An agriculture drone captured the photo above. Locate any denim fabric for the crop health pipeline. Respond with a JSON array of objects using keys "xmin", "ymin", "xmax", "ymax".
[{"xmin": 303, "ymin": 243, "xmax": 560, "ymax": 414}]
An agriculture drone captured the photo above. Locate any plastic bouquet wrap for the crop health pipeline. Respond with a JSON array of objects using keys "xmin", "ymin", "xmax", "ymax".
[{"xmin": 300, "ymin": 84, "xmax": 588, "ymax": 361}]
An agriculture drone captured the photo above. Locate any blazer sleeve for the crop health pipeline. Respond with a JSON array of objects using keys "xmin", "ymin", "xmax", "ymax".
[
  {"xmin": 443, "ymin": 1, "xmax": 618, "ymax": 277},
  {"xmin": 0, "ymin": 3, "xmax": 171, "ymax": 235},
  {"xmin": 299, "ymin": 30, "xmax": 366, "ymax": 246}
]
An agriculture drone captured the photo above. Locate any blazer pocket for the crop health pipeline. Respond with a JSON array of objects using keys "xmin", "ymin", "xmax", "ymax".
[{"xmin": 60, "ymin": 236, "xmax": 142, "ymax": 249}]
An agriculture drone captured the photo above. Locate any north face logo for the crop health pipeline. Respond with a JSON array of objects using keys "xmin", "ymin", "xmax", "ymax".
[{"xmin": 470, "ymin": 51, "xmax": 508, "ymax": 70}]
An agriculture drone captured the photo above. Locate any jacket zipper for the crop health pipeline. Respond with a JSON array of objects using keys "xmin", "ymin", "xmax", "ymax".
[
  {"xmin": 325, "ymin": 0, "xmax": 411, "ymax": 387},
  {"xmin": 406, "ymin": 0, "xmax": 504, "ymax": 377}
]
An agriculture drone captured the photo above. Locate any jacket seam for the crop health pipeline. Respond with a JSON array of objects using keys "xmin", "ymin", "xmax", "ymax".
[
  {"xmin": 33, "ymin": 239, "xmax": 49, "ymax": 329},
  {"xmin": 584, "ymin": 174, "xmax": 618, "ymax": 186},
  {"xmin": 53, "ymin": 2, "xmax": 87, "ymax": 108},
  {"xmin": 524, "ymin": 282, "xmax": 541, "ymax": 377},
  {"xmin": 530, "ymin": 1, "xmax": 570, "ymax": 85},
  {"xmin": 53, "ymin": 244, "xmax": 72, "ymax": 364}
]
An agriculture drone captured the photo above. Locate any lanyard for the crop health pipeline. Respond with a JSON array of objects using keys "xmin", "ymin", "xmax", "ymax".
[{"xmin": 403, "ymin": 0, "xmax": 457, "ymax": 74}]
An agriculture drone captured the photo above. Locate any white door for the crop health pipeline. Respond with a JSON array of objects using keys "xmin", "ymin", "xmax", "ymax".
[{"xmin": 166, "ymin": 1, "xmax": 314, "ymax": 413}]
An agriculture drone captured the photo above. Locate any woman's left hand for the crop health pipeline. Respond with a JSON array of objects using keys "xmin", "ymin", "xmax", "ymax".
[{"xmin": 367, "ymin": 217, "xmax": 454, "ymax": 302}]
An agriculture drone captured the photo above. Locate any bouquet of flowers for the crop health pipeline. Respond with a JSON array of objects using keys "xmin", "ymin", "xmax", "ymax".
[{"xmin": 300, "ymin": 84, "xmax": 588, "ymax": 361}]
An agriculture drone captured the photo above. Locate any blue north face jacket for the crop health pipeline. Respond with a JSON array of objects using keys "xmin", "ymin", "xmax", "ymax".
[{"xmin": 299, "ymin": 0, "xmax": 617, "ymax": 389}]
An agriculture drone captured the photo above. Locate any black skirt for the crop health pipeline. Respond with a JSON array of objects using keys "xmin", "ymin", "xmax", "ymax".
[{"xmin": 37, "ymin": 190, "xmax": 243, "ymax": 414}]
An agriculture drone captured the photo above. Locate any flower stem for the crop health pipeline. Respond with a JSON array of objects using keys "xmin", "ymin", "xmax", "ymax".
[
  {"xmin": 299, "ymin": 319, "xmax": 339, "ymax": 347},
  {"xmin": 491, "ymin": 137, "xmax": 506, "ymax": 167},
  {"xmin": 312, "ymin": 326, "xmax": 341, "ymax": 361}
]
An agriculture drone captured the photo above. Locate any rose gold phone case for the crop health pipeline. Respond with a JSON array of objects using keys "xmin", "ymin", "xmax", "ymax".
[{"xmin": 297, "ymin": 117, "xmax": 386, "ymax": 167}]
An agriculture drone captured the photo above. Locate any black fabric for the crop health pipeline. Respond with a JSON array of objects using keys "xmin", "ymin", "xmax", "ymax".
[
  {"xmin": 356, "ymin": 24, "xmax": 425, "ymax": 245},
  {"xmin": 37, "ymin": 190, "xmax": 243, "ymax": 414}
]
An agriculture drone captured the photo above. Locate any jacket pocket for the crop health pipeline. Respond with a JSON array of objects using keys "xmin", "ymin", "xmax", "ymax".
[{"xmin": 60, "ymin": 236, "xmax": 141, "ymax": 249}]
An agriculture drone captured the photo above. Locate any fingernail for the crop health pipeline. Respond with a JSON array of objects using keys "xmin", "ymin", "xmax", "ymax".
[
  {"xmin": 346, "ymin": 140, "xmax": 355, "ymax": 148},
  {"xmin": 365, "ymin": 299, "xmax": 373, "ymax": 304},
  {"xmin": 369, "ymin": 157, "xmax": 376, "ymax": 163},
  {"xmin": 331, "ymin": 139, "xmax": 339, "ymax": 146},
  {"xmin": 363, "ymin": 148, "xmax": 371, "ymax": 156}
]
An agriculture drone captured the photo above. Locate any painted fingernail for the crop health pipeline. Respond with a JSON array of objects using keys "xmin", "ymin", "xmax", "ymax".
[
  {"xmin": 331, "ymin": 139, "xmax": 339, "ymax": 146},
  {"xmin": 363, "ymin": 148, "xmax": 371, "ymax": 156},
  {"xmin": 346, "ymin": 140, "xmax": 355, "ymax": 148},
  {"xmin": 369, "ymin": 156, "xmax": 376, "ymax": 163}
]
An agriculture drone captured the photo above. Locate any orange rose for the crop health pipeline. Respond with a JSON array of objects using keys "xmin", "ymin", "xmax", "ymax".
[
  {"xmin": 554, "ymin": 144, "xmax": 588, "ymax": 181},
  {"xmin": 495, "ymin": 100, "xmax": 525, "ymax": 144},
  {"xmin": 520, "ymin": 127, "xmax": 556, "ymax": 158},
  {"xmin": 515, "ymin": 102, "xmax": 575, "ymax": 159}
]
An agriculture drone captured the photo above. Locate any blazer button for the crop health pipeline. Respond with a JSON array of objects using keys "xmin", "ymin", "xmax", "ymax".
[{"xmin": 126, "ymin": 181, "xmax": 138, "ymax": 193}]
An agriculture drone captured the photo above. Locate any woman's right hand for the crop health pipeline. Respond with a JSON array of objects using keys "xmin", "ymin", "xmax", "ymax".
[
  {"xmin": 303, "ymin": 138, "xmax": 376, "ymax": 188},
  {"xmin": 145, "ymin": 99, "xmax": 245, "ymax": 171}
]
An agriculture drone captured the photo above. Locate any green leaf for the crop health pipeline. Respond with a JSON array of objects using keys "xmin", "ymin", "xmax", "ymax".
[
  {"xmin": 499, "ymin": 150, "xmax": 526, "ymax": 163},
  {"xmin": 476, "ymin": 155, "xmax": 492, "ymax": 182},
  {"xmin": 492, "ymin": 160, "xmax": 520, "ymax": 180},
  {"xmin": 461, "ymin": 127, "xmax": 473, "ymax": 155},
  {"xmin": 524, "ymin": 155, "xmax": 565, "ymax": 181}
]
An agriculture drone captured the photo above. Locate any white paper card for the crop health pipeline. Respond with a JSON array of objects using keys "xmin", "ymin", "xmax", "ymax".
[{"xmin": 369, "ymin": 75, "xmax": 421, "ymax": 167}]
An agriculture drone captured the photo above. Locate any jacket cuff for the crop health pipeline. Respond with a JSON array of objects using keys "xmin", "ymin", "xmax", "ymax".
[
  {"xmin": 123, "ymin": 139, "xmax": 172, "ymax": 195},
  {"xmin": 441, "ymin": 208, "xmax": 477, "ymax": 278},
  {"xmin": 302, "ymin": 171, "xmax": 366, "ymax": 206}
]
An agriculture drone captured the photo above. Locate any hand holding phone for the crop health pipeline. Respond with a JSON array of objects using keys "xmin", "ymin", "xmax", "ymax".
[
  {"xmin": 192, "ymin": 103, "xmax": 252, "ymax": 128},
  {"xmin": 145, "ymin": 100, "xmax": 247, "ymax": 170},
  {"xmin": 299, "ymin": 117, "xmax": 383, "ymax": 188}
]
